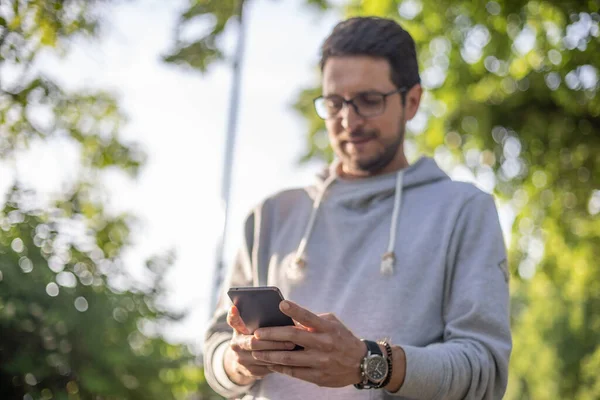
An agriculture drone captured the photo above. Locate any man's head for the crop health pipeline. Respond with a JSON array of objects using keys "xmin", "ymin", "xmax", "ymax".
[{"xmin": 316, "ymin": 17, "xmax": 422, "ymax": 178}]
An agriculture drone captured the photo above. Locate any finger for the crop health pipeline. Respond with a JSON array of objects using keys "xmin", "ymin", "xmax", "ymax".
[
  {"xmin": 232, "ymin": 334, "xmax": 296, "ymax": 352},
  {"xmin": 267, "ymin": 365, "xmax": 320, "ymax": 384},
  {"xmin": 252, "ymin": 350, "xmax": 326, "ymax": 368},
  {"xmin": 279, "ymin": 301, "xmax": 332, "ymax": 332},
  {"xmin": 319, "ymin": 312, "xmax": 340, "ymax": 323},
  {"xmin": 227, "ymin": 306, "xmax": 250, "ymax": 334},
  {"xmin": 240, "ymin": 364, "xmax": 273, "ymax": 378},
  {"xmin": 254, "ymin": 326, "xmax": 334, "ymax": 351},
  {"xmin": 236, "ymin": 351, "xmax": 277, "ymax": 367}
]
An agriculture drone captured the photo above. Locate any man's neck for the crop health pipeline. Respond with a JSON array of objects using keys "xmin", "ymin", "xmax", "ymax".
[{"xmin": 338, "ymin": 153, "xmax": 409, "ymax": 180}]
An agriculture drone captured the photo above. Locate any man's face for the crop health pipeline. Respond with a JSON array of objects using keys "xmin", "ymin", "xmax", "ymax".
[{"xmin": 321, "ymin": 56, "xmax": 409, "ymax": 176}]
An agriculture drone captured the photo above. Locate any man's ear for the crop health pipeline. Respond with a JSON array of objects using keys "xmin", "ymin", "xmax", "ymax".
[{"xmin": 404, "ymin": 84, "xmax": 422, "ymax": 121}]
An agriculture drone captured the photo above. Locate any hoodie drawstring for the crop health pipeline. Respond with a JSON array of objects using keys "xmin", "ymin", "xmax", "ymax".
[
  {"xmin": 381, "ymin": 170, "xmax": 404, "ymax": 276},
  {"xmin": 289, "ymin": 169, "xmax": 405, "ymax": 279},
  {"xmin": 289, "ymin": 173, "xmax": 337, "ymax": 279}
]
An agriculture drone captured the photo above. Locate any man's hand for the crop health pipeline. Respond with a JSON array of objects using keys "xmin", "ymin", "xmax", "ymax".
[
  {"xmin": 224, "ymin": 306, "xmax": 297, "ymax": 386},
  {"xmin": 251, "ymin": 301, "xmax": 366, "ymax": 388}
]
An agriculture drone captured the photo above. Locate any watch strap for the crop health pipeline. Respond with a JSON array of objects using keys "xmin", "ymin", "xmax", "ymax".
[{"xmin": 364, "ymin": 339, "xmax": 382, "ymax": 356}]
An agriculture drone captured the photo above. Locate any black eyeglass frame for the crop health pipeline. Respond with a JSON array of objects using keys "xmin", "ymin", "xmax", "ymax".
[{"xmin": 313, "ymin": 86, "xmax": 410, "ymax": 120}]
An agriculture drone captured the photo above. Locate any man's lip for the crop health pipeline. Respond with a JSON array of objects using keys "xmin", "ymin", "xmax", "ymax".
[{"xmin": 345, "ymin": 137, "xmax": 373, "ymax": 144}]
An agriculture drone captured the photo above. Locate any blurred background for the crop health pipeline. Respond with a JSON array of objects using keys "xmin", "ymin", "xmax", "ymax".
[{"xmin": 0, "ymin": 0, "xmax": 598, "ymax": 399}]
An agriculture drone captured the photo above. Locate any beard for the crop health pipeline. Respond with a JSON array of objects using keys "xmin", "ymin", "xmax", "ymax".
[{"xmin": 341, "ymin": 120, "xmax": 406, "ymax": 175}]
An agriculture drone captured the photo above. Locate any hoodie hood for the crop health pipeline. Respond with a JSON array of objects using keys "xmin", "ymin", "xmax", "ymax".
[
  {"xmin": 307, "ymin": 156, "xmax": 450, "ymax": 209},
  {"xmin": 292, "ymin": 157, "xmax": 450, "ymax": 278}
]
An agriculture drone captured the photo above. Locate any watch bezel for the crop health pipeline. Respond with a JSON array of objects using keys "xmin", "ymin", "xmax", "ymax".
[{"xmin": 363, "ymin": 353, "xmax": 388, "ymax": 384}]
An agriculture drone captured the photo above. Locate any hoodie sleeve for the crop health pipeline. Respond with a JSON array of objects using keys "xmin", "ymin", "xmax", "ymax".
[
  {"xmin": 388, "ymin": 192, "xmax": 512, "ymax": 400},
  {"xmin": 203, "ymin": 210, "xmax": 259, "ymax": 398}
]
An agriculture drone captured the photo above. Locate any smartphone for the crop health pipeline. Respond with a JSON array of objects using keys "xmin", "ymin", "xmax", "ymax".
[
  {"xmin": 227, "ymin": 286, "xmax": 303, "ymax": 351},
  {"xmin": 227, "ymin": 286, "xmax": 295, "ymax": 333}
]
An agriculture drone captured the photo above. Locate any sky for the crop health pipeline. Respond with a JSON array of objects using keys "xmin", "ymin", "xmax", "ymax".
[{"xmin": 1, "ymin": 0, "xmax": 515, "ymax": 351}]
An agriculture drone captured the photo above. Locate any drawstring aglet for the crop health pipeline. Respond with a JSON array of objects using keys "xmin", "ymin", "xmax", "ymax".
[
  {"xmin": 380, "ymin": 252, "xmax": 395, "ymax": 276},
  {"xmin": 287, "ymin": 256, "xmax": 306, "ymax": 281},
  {"xmin": 293, "ymin": 257, "xmax": 306, "ymax": 269}
]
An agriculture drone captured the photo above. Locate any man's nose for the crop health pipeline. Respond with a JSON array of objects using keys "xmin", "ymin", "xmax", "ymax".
[{"xmin": 340, "ymin": 103, "xmax": 365, "ymax": 132}]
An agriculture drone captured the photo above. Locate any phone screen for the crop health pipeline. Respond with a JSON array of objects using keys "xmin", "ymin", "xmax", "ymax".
[{"xmin": 227, "ymin": 286, "xmax": 295, "ymax": 333}]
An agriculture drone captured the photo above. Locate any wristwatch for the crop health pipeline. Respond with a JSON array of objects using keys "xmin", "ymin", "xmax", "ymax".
[{"xmin": 354, "ymin": 339, "xmax": 389, "ymax": 389}]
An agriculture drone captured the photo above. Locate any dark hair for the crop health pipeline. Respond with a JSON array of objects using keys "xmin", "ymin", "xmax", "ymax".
[{"xmin": 320, "ymin": 17, "xmax": 421, "ymax": 92}]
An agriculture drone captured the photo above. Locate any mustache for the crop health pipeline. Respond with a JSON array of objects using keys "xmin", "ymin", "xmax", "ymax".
[{"xmin": 341, "ymin": 129, "xmax": 377, "ymax": 141}]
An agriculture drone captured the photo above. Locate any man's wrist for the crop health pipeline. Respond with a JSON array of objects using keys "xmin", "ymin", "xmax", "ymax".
[
  {"xmin": 383, "ymin": 345, "xmax": 406, "ymax": 393},
  {"xmin": 353, "ymin": 339, "xmax": 369, "ymax": 385},
  {"xmin": 223, "ymin": 345, "xmax": 256, "ymax": 386}
]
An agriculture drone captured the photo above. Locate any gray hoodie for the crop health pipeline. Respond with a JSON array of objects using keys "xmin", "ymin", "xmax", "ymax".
[{"xmin": 204, "ymin": 157, "xmax": 511, "ymax": 400}]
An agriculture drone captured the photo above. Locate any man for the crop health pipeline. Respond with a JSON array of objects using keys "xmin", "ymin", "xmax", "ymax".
[{"xmin": 204, "ymin": 16, "xmax": 511, "ymax": 400}]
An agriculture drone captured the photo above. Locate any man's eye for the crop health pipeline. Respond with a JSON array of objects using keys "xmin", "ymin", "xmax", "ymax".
[{"xmin": 357, "ymin": 94, "xmax": 383, "ymax": 105}]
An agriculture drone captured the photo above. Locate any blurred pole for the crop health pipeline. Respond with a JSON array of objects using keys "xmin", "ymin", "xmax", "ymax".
[{"xmin": 211, "ymin": 0, "xmax": 247, "ymax": 313}]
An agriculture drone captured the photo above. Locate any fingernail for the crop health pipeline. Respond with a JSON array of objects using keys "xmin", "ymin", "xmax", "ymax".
[
  {"xmin": 281, "ymin": 301, "xmax": 290, "ymax": 311},
  {"xmin": 286, "ymin": 342, "xmax": 296, "ymax": 349}
]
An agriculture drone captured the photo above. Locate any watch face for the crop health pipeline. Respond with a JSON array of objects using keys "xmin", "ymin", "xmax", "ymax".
[{"xmin": 365, "ymin": 356, "xmax": 388, "ymax": 383}]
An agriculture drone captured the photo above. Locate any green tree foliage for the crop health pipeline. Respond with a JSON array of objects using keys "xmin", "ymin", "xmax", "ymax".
[
  {"xmin": 1, "ymin": 1, "xmax": 219, "ymax": 398},
  {"xmin": 162, "ymin": 0, "xmax": 331, "ymax": 72},
  {"xmin": 166, "ymin": 0, "xmax": 599, "ymax": 398}
]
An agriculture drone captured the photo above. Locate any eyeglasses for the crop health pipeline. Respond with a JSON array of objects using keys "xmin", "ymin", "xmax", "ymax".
[{"xmin": 313, "ymin": 87, "xmax": 407, "ymax": 120}]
